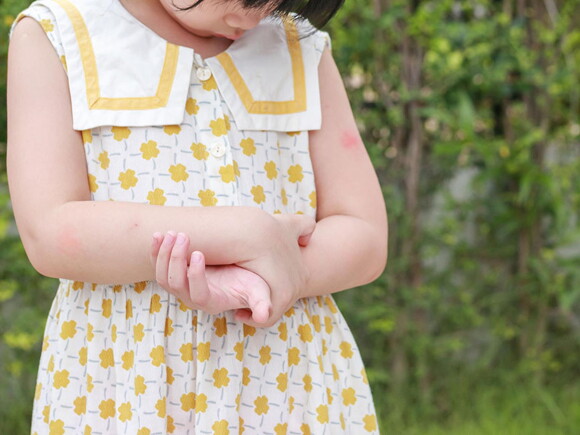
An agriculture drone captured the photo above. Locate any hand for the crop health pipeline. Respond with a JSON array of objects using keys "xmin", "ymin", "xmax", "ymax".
[
  {"xmin": 234, "ymin": 213, "xmax": 316, "ymax": 327},
  {"xmin": 150, "ymin": 231, "xmax": 272, "ymax": 324}
]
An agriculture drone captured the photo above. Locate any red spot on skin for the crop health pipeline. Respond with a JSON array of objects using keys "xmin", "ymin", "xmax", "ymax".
[
  {"xmin": 341, "ymin": 130, "xmax": 360, "ymax": 150},
  {"xmin": 56, "ymin": 224, "xmax": 84, "ymax": 258}
]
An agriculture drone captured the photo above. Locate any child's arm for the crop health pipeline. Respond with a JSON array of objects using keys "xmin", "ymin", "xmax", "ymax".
[
  {"xmin": 7, "ymin": 18, "xmax": 314, "ymax": 286},
  {"xmin": 237, "ymin": 48, "xmax": 388, "ymax": 326}
]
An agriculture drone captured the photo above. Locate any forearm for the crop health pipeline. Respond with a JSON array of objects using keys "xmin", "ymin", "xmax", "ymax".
[
  {"xmin": 300, "ymin": 215, "xmax": 388, "ymax": 298},
  {"xmin": 23, "ymin": 201, "xmax": 272, "ymax": 284}
]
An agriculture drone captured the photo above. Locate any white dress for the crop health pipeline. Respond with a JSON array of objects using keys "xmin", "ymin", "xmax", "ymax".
[{"xmin": 14, "ymin": 0, "xmax": 380, "ymax": 433}]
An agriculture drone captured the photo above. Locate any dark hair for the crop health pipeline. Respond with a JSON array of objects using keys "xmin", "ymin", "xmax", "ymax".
[{"xmin": 178, "ymin": 0, "xmax": 345, "ymax": 29}]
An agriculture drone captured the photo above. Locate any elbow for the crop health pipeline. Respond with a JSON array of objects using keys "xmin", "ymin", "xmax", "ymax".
[{"xmin": 362, "ymin": 221, "xmax": 388, "ymax": 285}]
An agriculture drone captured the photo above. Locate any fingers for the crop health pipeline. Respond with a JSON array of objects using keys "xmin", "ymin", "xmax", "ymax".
[
  {"xmin": 150, "ymin": 232, "xmax": 163, "ymax": 267},
  {"xmin": 167, "ymin": 233, "xmax": 190, "ymax": 291},
  {"xmin": 187, "ymin": 251, "xmax": 212, "ymax": 308},
  {"xmin": 244, "ymin": 279, "xmax": 272, "ymax": 324},
  {"xmin": 155, "ymin": 231, "xmax": 176, "ymax": 288}
]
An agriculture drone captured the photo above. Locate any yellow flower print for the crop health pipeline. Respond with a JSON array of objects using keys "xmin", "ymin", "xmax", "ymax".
[
  {"xmin": 100, "ymin": 348, "xmax": 114, "ymax": 369},
  {"xmin": 278, "ymin": 322, "xmax": 287, "ymax": 341},
  {"xmin": 213, "ymin": 368, "xmax": 230, "ymax": 388},
  {"xmin": 99, "ymin": 399, "xmax": 116, "ymax": 419},
  {"xmin": 233, "ymin": 160, "xmax": 240, "ymax": 176},
  {"xmin": 113, "ymin": 284, "xmax": 122, "ymax": 293},
  {"xmin": 167, "ymin": 415, "xmax": 176, "ymax": 433},
  {"xmin": 219, "ymin": 164, "xmax": 236, "ymax": 183},
  {"xmin": 264, "ymin": 161, "xmax": 278, "ymax": 179},
  {"xmin": 84, "ymin": 299, "xmax": 89, "ymax": 315},
  {"xmin": 134, "ymin": 281, "xmax": 147, "ymax": 293},
  {"xmin": 318, "ymin": 355, "xmax": 324, "ymax": 372},
  {"xmin": 202, "ymin": 75, "xmax": 218, "ymax": 91},
  {"xmin": 196, "ymin": 393, "xmax": 208, "ymax": 412},
  {"xmin": 150, "ymin": 345, "xmax": 165, "ymax": 367},
  {"xmin": 147, "ymin": 188, "xmax": 167, "ymax": 206},
  {"xmin": 289, "ymin": 396, "xmax": 295, "ymax": 413},
  {"xmin": 361, "ymin": 368, "xmax": 369, "ymax": 384},
  {"xmin": 53, "ymin": 370, "xmax": 70, "ymax": 389},
  {"xmin": 327, "ymin": 387, "xmax": 333, "ymax": 405},
  {"xmin": 137, "ymin": 429, "xmax": 151, "ymax": 435},
  {"xmin": 363, "ymin": 414, "xmax": 378, "ymax": 432},
  {"xmin": 288, "ymin": 164, "xmax": 304, "ymax": 183},
  {"xmin": 212, "ymin": 420, "xmax": 229, "ymax": 435},
  {"xmin": 42, "ymin": 335, "xmax": 49, "ymax": 351},
  {"xmin": 165, "ymin": 317, "xmax": 174, "ymax": 336},
  {"xmin": 274, "ymin": 423, "xmax": 287, "ymax": 435},
  {"xmin": 102, "ymin": 298, "xmax": 112, "ymax": 318},
  {"xmin": 288, "ymin": 347, "xmax": 300, "ymax": 366},
  {"xmin": 180, "ymin": 343, "xmax": 193, "ymax": 362},
  {"xmin": 298, "ymin": 324, "xmax": 313, "ymax": 342},
  {"xmin": 82, "ymin": 129, "xmax": 92, "ymax": 144},
  {"xmin": 118, "ymin": 169, "xmax": 138, "ymax": 190},
  {"xmin": 303, "ymin": 374, "xmax": 313, "ymax": 392},
  {"xmin": 316, "ymin": 404, "xmax": 329, "ymax": 424},
  {"xmin": 251, "ymin": 185, "xmax": 266, "ymax": 204},
  {"xmin": 311, "ymin": 315, "xmax": 321, "ymax": 332},
  {"xmin": 88, "ymin": 174, "xmax": 98, "ymax": 193},
  {"xmin": 274, "ymin": 209, "xmax": 282, "ymax": 214},
  {"xmin": 43, "ymin": 405, "xmax": 50, "ymax": 423},
  {"xmin": 213, "ymin": 316, "xmax": 227, "ymax": 337},
  {"xmin": 87, "ymin": 374, "xmax": 94, "ymax": 393},
  {"xmin": 111, "ymin": 324, "xmax": 117, "ymax": 342},
  {"xmin": 167, "ymin": 366, "xmax": 174, "ymax": 385},
  {"xmin": 309, "ymin": 191, "xmax": 317, "ymax": 208},
  {"xmin": 163, "ymin": 125, "xmax": 181, "ymax": 135},
  {"xmin": 210, "ymin": 116, "xmax": 231, "ymax": 136},
  {"xmin": 150, "ymin": 294, "xmax": 162, "ymax": 313},
  {"xmin": 242, "ymin": 367, "xmax": 250, "ymax": 386},
  {"xmin": 72, "ymin": 281, "xmax": 84, "ymax": 290},
  {"xmin": 340, "ymin": 341, "xmax": 354, "ymax": 358},
  {"xmin": 185, "ymin": 98, "xmax": 199, "ymax": 115},
  {"xmin": 155, "ymin": 398, "xmax": 166, "ymax": 418},
  {"xmin": 98, "ymin": 151, "xmax": 110, "ymax": 169},
  {"xmin": 134, "ymin": 323, "xmax": 144, "ymax": 342},
  {"xmin": 301, "ymin": 423, "xmax": 311, "ymax": 435},
  {"xmin": 169, "ymin": 164, "xmax": 189, "ymax": 182},
  {"xmin": 191, "ymin": 142, "xmax": 209, "ymax": 160},
  {"xmin": 122, "ymin": 351, "xmax": 134, "ymax": 370},
  {"xmin": 134, "ymin": 375, "xmax": 146, "ymax": 395},
  {"xmin": 111, "ymin": 126, "xmax": 131, "ymax": 141},
  {"xmin": 254, "ymin": 396, "xmax": 269, "ymax": 415},
  {"xmin": 325, "ymin": 296, "xmax": 338, "ymax": 313},
  {"xmin": 259, "ymin": 346, "xmax": 271, "ymax": 365},
  {"xmin": 324, "ymin": 316, "xmax": 334, "ymax": 334},
  {"xmin": 276, "ymin": 372, "xmax": 288, "ymax": 392},
  {"xmin": 40, "ymin": 19, "xmax": 54, "ymax": 32},
  {"xmin": 281, "ymin": 188, "xmax": 288, "ymax": 206},
  {"xmin": 35, "ymin": 382, "xmax": 42, "ymax": 401},
  {"xmin": 49, "ymin": 420, "xmax": 65, "ymax": 435},
  {"xmin": 234, "ymin": 341, "xmax": 243, "ymax": 361},
  {"xmin": 199, "ymin": 189, "xmax": 218, "ymax": 207},
  {"xmin": 287, "ymin": 131, "xmax": 301, "ymax": 136},
  {"xmin": 141, "ymin": 140, "xmax": 159, "ymax": 160},
  {"xmin": 332, "ymin": 364, "xmax": 339, "ymax": 381},
  {"xmin": 243, "ymin": 324, "xmax": 256, "ymax": 337},
  {"xmin": 118, "ymin": 402, "xmax": 132, "ymax": 422},
  {"xmin": 342, "ymin": 387, "xmax": 357, "ymax": 406},
  {"xmin": 60, "ymin": 320, "xmax": 77, "ymax": 339},
  {"xmin": 180, "ymin": 393, "xmax": 194, "ymax": 411},
  {"xmin": 322, "ymin": 339, "xmax": 328, "ymax": 355},
  {"xmin": 198, "ymin": 342, "xmax": 210, "ymax": 362},
  {"xmin": 73, "ymin": 396, "xmax": 86, "ymax": 415},
  {"xmin": 240, "ymin": 138, "xmax": 256, "ymax": 156}
]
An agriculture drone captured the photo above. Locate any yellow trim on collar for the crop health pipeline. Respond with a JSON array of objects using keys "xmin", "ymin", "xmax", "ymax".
[
  {"xmin": 215, "ymin": 20, "xmax": 306, "ymax": 115},
  {"xmin": 52, "ymin": 0, "xmax": 178, "ymax": 110}
]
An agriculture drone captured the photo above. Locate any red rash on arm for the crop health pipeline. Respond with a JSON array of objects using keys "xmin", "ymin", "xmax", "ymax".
[{"xmin": 340, "ymin": 130, "xmax": 361, "ymax": 150}]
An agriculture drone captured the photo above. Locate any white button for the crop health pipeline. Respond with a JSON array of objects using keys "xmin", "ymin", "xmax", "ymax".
[
  {"xmin": 196, "ymin": 67, "xmax": 212, "ymax": 81},
  {"xmin": 210, "ymin": 143, "xmax": 226, "ymax": 158}
]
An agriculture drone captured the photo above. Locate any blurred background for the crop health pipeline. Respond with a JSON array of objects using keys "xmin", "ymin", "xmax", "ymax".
[{"xmin": 1, "ymin": 0, "xmax": 579, "ymax": 433}]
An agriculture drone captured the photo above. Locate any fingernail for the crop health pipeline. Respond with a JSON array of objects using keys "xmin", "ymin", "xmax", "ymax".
[
  {"xmin": 176, "ymin": 233, "xmax": 186, "ymax": 245},
  {"xmin": 153, "ymin": 232, "xmax": 161, "ymax": 240},
  {"xmin": 191, "ymin": 251, "xmax": 202, "ymax": 263},
  {"xmin": 166, "ymin": 231, "xmax": 176, "ymax": 239}
]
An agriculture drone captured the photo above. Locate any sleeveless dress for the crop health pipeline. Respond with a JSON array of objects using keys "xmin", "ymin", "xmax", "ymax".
[{"xmin": 13, "ymin": 0, "xmax": 379, "ymax": 433}]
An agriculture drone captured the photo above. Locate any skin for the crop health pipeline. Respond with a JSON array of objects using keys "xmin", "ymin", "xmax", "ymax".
[{"xmin": 7, "ymin": 0, "xmax": 388, "ymax": 327}]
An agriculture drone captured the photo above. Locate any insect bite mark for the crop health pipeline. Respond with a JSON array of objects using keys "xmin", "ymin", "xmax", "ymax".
[{"xmin": 341, "ymin": 130, "xmax": 361, "ymax": 150}]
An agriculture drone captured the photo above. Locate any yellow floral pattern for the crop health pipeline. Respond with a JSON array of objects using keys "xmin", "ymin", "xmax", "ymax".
[{"xmin": 26, "ymin": 3, "xmax": 378, "ymax": 433}]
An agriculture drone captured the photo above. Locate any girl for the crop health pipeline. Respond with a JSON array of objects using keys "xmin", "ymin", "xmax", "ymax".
[{"xmin": 7, "ymin": 0, "xmax": 387, "ymax": 433}]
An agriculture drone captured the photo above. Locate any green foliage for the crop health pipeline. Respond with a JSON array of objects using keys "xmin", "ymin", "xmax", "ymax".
[{"xmin": 1, "ymin": 0, "xmax": 579, "ymax": 433}]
